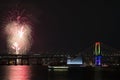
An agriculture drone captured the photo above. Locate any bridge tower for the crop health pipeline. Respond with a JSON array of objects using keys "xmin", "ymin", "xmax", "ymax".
[{"xmin": 94, "ymin": 42, "xmax": 102, "ymax": 66}]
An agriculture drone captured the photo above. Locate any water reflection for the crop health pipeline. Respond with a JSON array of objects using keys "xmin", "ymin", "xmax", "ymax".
[
  {"xmin": 94, "ymin": 70, "xmax": 102, "ymax": 80},
  {"xmin": 1, "ymin": 65, "xmax": 118, "ymax": 80},
  {"xmin": 5, "ymin": 66, "xmax": 31, "ymax": 80}
]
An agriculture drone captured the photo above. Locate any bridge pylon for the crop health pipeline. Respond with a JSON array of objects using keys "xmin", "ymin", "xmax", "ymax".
[{"xmin": 94, "ymin": 42, "xmax": 102, "ymax": 66}]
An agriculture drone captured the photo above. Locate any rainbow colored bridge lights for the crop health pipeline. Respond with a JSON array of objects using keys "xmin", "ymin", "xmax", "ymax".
[
  {"xmin": 95, "ymin": 42, "xmax": 102, "ymax": 66},
  {"xmin": 95, "ymin": 42, "xmax": 100, "ymax": 55}
]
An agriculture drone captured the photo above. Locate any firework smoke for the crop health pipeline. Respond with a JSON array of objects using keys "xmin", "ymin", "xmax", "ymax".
[{"xmin": 4, "ymin": 10, "xmax": 32, "ymax": 54}]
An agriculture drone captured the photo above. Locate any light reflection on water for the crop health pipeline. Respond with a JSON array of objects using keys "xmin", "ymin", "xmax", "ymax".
[
  {"xmin": 4, "ymin": 66, "xmax": 31, "ymax": 80},
  {"xmin": 0, "ymin": 65, "xmax": 119, "ymax": 80}
]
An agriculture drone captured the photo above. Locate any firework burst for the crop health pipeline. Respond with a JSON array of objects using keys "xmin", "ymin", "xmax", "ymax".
[{"xmin": 4, "ymin": 10, "xmax": 32, "ymax": 54}]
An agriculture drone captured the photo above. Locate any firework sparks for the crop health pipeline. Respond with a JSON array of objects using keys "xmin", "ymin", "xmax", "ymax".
[{"xmin": 5, "ymin": 14, "xmax": 32, "ymax": 54}]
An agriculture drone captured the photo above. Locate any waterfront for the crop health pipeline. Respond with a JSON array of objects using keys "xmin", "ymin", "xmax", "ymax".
[{"xmin": 0, "ymin": 65, "xmax": 120, "ymax": 80}]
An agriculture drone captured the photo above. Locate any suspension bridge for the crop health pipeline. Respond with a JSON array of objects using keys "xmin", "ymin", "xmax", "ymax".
[{"xmin": 0, "ymin": 42, "xmax": 119, "ymax": 67}]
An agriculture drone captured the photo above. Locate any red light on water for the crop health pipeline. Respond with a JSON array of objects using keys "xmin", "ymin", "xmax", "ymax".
[{"xmin": 6, "ymin": 66, "xmax": 31, "ymax": 80}]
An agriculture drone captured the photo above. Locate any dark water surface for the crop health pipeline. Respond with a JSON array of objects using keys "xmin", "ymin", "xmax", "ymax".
[{"xmin": 0, "ymin": 65, "xmax": 120, "ymax": 80}]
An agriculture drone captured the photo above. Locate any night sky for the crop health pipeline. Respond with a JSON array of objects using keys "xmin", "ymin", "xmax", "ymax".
[{"xmin": 0, "ymin": 0, "xmax": 120, "ymax": 52}]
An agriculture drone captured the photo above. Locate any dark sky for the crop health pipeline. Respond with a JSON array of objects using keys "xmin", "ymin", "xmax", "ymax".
[{"xmin": 0, "ymin": 0, "xmax": 120, "ymax": 52}]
